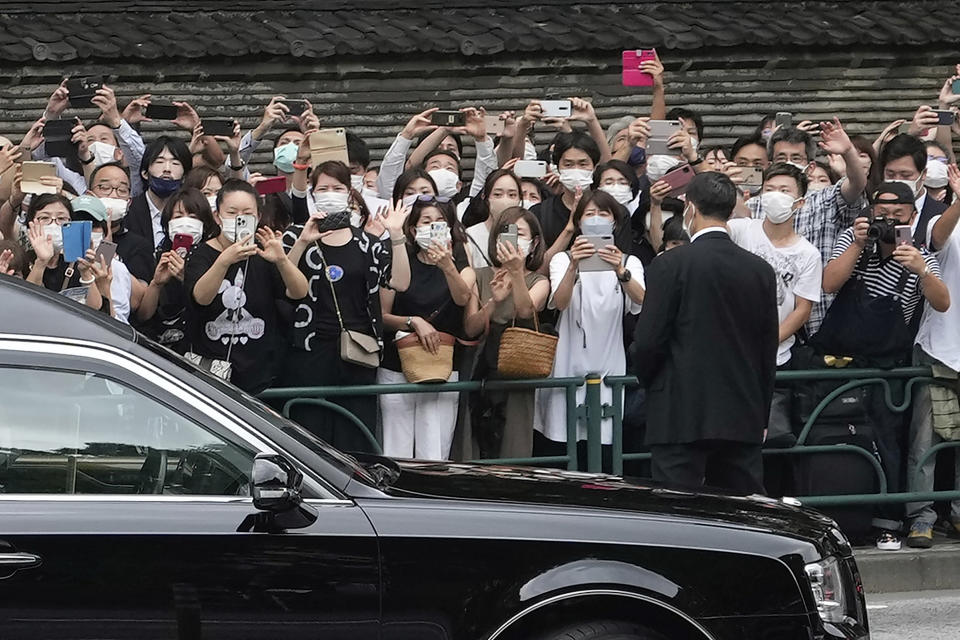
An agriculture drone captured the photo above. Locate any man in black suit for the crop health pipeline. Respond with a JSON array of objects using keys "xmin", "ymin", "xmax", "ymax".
[{"xmin": 632, "ymin": 172, "xmax": 779, "ymax": 495}]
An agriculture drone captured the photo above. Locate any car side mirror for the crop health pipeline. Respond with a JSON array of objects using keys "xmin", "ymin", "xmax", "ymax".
[{"xmin": 247, "ymin": 453, "xmax": 318, "ymax": 532}]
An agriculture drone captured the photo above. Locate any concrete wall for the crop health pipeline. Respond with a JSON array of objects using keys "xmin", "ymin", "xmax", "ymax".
[{"xmin": 0, "ymin": 45, "xmax": 956, "ymax": 175}]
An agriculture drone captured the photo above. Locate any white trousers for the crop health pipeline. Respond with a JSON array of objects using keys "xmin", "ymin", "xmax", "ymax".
[{"xmin": 377, "ymin": 368, "xmax": 459, "ymax": 461}]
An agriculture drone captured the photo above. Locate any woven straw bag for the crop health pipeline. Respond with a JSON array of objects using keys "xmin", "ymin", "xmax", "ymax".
[
  {"xmin": 397, "ymin": 332, "xmax": 456, "ymax": 383},
  {"xmin": 497, "ymin": 313, "xmax": 557, "ymax": 379}
]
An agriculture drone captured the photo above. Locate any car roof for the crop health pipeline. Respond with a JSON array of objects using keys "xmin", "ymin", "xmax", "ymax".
[{"xmin": 0, "ymin": 274, "xmax": 137, "ymax": 345}]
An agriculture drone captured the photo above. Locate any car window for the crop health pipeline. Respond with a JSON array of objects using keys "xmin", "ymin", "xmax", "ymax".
[{"xmin": 0, "ymin": 367, "xmax": 255, "ymax": 496}]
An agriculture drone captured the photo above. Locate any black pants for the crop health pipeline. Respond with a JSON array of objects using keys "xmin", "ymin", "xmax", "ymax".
[
  {"xmin": 651, "ymin": 440, "xmax": 765, "ymax": 496},
  {"xmin": 276, "ymin": 342, "xmax": 378, "ymax": 455},
  {"xmin": 868, "ymin": 381, "xmax": 907, "ymax": 530}
]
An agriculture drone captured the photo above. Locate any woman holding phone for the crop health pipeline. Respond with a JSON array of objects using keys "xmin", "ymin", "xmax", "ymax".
[
  {"xmin": 184, "ymin": 179, "xmax": 308, "ymax": 394},
  {"xmin": 377, "ymin": 195, "xmax": 475, "ymax": 460},
  {"xmin": 464, "ymin": 207, "xmax": 550, "ymax": 459},
  {"xmin": 534, "ymin": 190, "xmax": 645, "ymax": 455}
]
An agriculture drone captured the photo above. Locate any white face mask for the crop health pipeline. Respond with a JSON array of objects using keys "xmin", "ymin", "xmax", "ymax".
[
  {"xmin": 517, "ymin": 237, "xmax": 532, "ymax": 258},
  {"xmin": 313, "ymin": 190, "xmax": 350, "ymax": 213},
  {"xmin": 890, "ymin": 177, "xmax": 921, "ymax": 198},
  {"xmin": 90, "ymin": 231, "xmax": 104, "ymax": 251},
  {"xmin": 807, "ymin": 182, "xmax": 829, "ymax": 193},
  {"xmin": 786, "ymin": 161, "xmax": 809, "ymax": 173},
  {"xmin": 168, "ymin": 216, "xmax": 204, "ymax": 244},
  {"xmin": 646, "ymin": 155, "xmax": 681, "ymax": 182},
  {"xmin": 558, "ymin": 168, "xmax": 594, "ymax": 192},
  {"xmin": 488, "ymin": 196, "xmax": 519, "ymax": 219},
  {"xmin": 522, "ymin": 199, "xmax": 539, "ymax": 210},
  {"xmin": 350, "ymin": 212, "xmax": 363, "ymax": 228},
  {"xmin": 427, "ymin": 169, "xmax": 460, "ymax": 199},
  {"xmin": 402, "ymin": 194, "xmax": 420, "ymax": 208},
  {"xmin": 88, "ymin": 141, "xmax": 118, "ymax": 168},
  {"xmin": 759, "ymin": 191, "xmax": 801, "ymax": 225},
  {"xmin": 350, "ymin": 174, "xmax": 364, "ymax": 190},
  {"xmin": 207, "ymin": 195, "xmax": 218, "ymax": 212},
  {"xmin": 220, "ymin": 217, "xmax": 237, "ymax": 242},
  {"xmin": 925, "ymin": 161, "xmax": 948, "ymax": 189},
  {"xmin": 689, "ymin": 137, "xmax": 700, "ymax": 153},
  {"xmin": 523, "ymin": 140, "xmax": 538, "ymax": 161},
  {"xmin": 42, "ymin": 223, "xmax": 63, "ymax": 253},
  {"xmin": 414, "ymin": 225, "xmax": 433, "ymax": 250},
  {"xmin": 99, "ymin": 197, "xmax": 128, "ymax": 222},
  {"xmin": 600, "ymin": 184, "xmax": 633, "ymax": 205},
  {"xmin": 361, "ymin": 187, "xmax": 380, "ymax": 200}
]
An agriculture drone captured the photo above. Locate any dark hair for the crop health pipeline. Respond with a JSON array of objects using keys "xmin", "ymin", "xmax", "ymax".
[
  {"xmin": 686, "ymin": 172, "xmax": 737, "ymax": 221},
  {"xmin": 416, "ymin": 130, "xmax": 463, "ymax": 158},
  {"xmin": 756, "ymin": 113, "xmax": 777, "ymax": 134},
  {"xmin": 140, "ymin": 135, "xmax": 193, "ymax": 180},
  {"xmin": 423, "ymin": 149, "xmax": 462, "ymax": 178},
  {"xmin": 71, "ymin": 210, "xmax": 109, "ymax": 234},
  {"xmin": 551, "ymin": 131, "xmax": 601, "ymax": 167},
  {"xmin": 591, "ymin": 160, "xmax": 640, "ymax": 199},
  {"xmin": 463, "ymin": 169, "xmax": 522, "ymax": 227},
  {"xmin": 730, "ymin": 134, "xmax": 766, "ymax": 163},
  {"xmin": 850, "ymin": 135, "xmax": 881, "ymax": 194},
  {"xmin": 572, "ymin": 190, "xmax": 628, "ymax": 235},
  {"xmin": 272, "ymin": 125, "xmax": 304, "ymax": 149},
  {"xmin": 767, "ymin": 127, "xmax": 815, "ymax": 163},
  {"xmin": 488, "ymin": 206, "xmax": 545, "ymax": 272},
  {"xmin": 161, "ymin": 187, "xmax": 218, "ymax": 241},
  {"xmin": 25, "ymin": 193, "xmax": 73, "ymax": 224},
  {"xmin": 763, "ymin": 162, "xmax": 809, "ymax": 196},
  {"xmin": 403, "ymin": 197, "xmax": 468, "ymax": 253},
  {"xmin": 310, "ymin": 160, "xmax": 371, "ymax": 225},
  {"xmin": 666, "ymin": 107, "xmax": 704, "ymax": 140},
  {"xmin": 183, "ymin": 165, "xmax": 225, "ymax": 192},
  {"xmin": 879, "ymin": 133, "xmax": 926, "ymax": 174},
  {"xmin": 660, "ymin": 215, "xmax": 690, "ymax": 253},
  {"xmin": 216, "ymin": 178, "xmax": 261, "ymax": 214},
  {"xmin": 701, "ymin": 145, "xmax": 728, "ymax": 166},
  {"xmin": 88, "ymin": 161, "xmax": 130, "ymax": 187},
  {"xmin": 0, "ymin": 239, "xmax": 27, "ymax": 278},
  {"xmin": 345, "ymin": 131, "xmax": 370, "ymax": 170},
  {"xmin": 392, "ymin": 168, "xmax": 438, "ymax": 202},
  {"xmin": 520, "ymin": 177, "xmax": 548, "ymax": 203},
  {"xmin": 926, "ymin": 139, "xmax": 950, "ymax": 157},
  {"xmin": 812, "ymin": 160, "xmax": 840, "ymax": 185}
]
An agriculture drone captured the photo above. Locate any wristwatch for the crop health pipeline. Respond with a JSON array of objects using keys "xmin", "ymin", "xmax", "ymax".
[
  {"xmin": 689, "ymin": 156, "xmax": 704, "ymax": 167},
  {"xmin": 922, "ymin": 264, "xmax": 933, "ymax": 278},
  {"xmin": 405, "ymin": 316, "xmax": 414, "ymax": 329},
  {"xmin": 229, "ymin": 159, "xmax": 246, "ymax": 171},
  {"xmin": 618, "ymin": 269, "xmax": 632, "ymax": 283}
]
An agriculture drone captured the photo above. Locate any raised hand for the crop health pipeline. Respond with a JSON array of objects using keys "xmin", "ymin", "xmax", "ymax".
[
  {"xmin": 71, "ymin": 120, "xmax": 92, "ymax": 163},
  {"xmin": 172, "ymin": 101, "xmax": 200, "ymax": 132},
  {"xmin": 947, "ymin": 163, "xmax": 960, "ymax": 195},
  {"xmin": 0, "ymin": 145, "xmax": 22, "ymax": 175},
  {"xmin": 27, "ymin": 219, "xmax": 56, "ymax": 264},
  {"xmin": 568, "ymin": 236, "xmax": 596, "ymax": 265},
  {"xmin": 259, "ymin": 96, "xmax": 289, "ymax": 132},
  {"xmin": 940, "ymin": 76, "xmax": 960, "ymax": 107},
  {"xmin": 255, "ymin": 227, "xmax": 287, "ymax": 264},
  {"xmin": 215, "ymin": 121, "xmax": 242, "ymax": 155},
  {"xmin": 456, "ymin": 107, "xmax": 487, "ymax": 140},
  {"xmin": 639, "ymin": 50, "xmax": 664, "ymax": 85},
  {"xmin": 496, "ymin": 238, "xmax": 525, "ymax": 273},
  {"xmin": 45, "ymin": 79, "xmax": 70, "ymax": 119},
  {"xmin": 818, "ymin": 118, "xmax": 852, "ymax": 156},
  {"xmin": 568, "ymin": 97, "xmax": 597, "ymax": 123},
  {"xmin": 650, "ymin": 179, "xmax": 672, "ymax": 205},
  {"xmin": 122, "ymin": 94, "xmax": 152, "ymax": 125},
  {"xmin": 0, "ymin": 249, "xmax": 15, "ymax": 275},
  {"xmin": 381, "ymin": 198, "xmax": 411, "ymax": 235},
  {"xmin": 909, "ymin": 105, "xmax": 940, "ymax": 136},
  {"xmin": 91, "ymin": 85, "xmax": 122, "ymax": 128},
  {"xmin": 490, "ymin": 268, "xmax": 513, "ymax": 302},
  {"xmin": 627, "ymin": 117, "xmax": 651, "ymax": 146},
  {"xmin": 893, "ymin": 244, "xmax": 929, "ymax": 275},
  {"xmin": 297, "ymin": 101, "xmax": 320, "ymax": 133},
  {"xmin": 19, "ymin": 117, "xmax": 46, "ymax": 153},
  {"xmin": 401, "ymin": 107, "xmax": 439, "ymax": 140}
]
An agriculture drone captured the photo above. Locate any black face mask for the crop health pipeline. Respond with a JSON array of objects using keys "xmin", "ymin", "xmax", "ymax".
[{"xmin": 869, "ymin": 217, "xmax": 897, "ymax": 244}]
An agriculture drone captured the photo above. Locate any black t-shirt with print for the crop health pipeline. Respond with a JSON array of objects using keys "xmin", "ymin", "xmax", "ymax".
[
  {"xmin": 532, "ymin": 194, "xmax": 634, "ymax": 253},
  {"xmin": 281, "ymin": 226, "xmax": 392, "ymax": 352},
  {"xmin": 183, "ymin": 242, "xmax": 286, "ymax": 394}
]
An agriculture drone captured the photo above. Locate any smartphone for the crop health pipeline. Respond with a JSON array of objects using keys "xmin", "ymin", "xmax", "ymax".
[
  {"xmin": 144, "ymin": 102, "xmax": 179, "ymax": 120},
  {"xmin": 898, "ymin": 122, "xmax": 912, "ymax": 135},
  {"xmin": 430, "ymin": 110, "xmax": 466, "ymax": 127},
  {"xmin": 895, "ymin": 225, "xmax": 913, "ymax": 246},
  {"xmin": 279, "ymin": 99, "xmax": 308, "ymax": 117},
  {"xmin": 622, "ymin": 49, "xmax": 657, "ymax": 87},
  {"xmin": 309, "ymin": 128, "xmax": 349, "ymax": 167},
  {"xmin": 235, "ymin": 214, "xmax": 257, "ymax": 243},
  {"xmin": 201, "ymin": 119, "xmax": 236, "ymax": 137},
  {"xmin": 660, "ymin": 163, "xmax": 695, "ymax": 196},
  {"xmin": 540, "ymin": 100, "xmax": 572, "ymax": 118},
  {"xmin": 20, "ymin": 161, "xmax": 58, "ymax": 194},
  {"xmin": 430, "ymin": 221, "xmax": 451, "ymax": 246},
  {"xmin": 933, "ymin": 109, "xmax": 956, "ymax": 126},
  {"xmin": 172, "ymin": 234, "xmax": 194, "ymax": 257},
  {"xmin": 484, "ymin": 115, "xmax": 505, "ymax": 136},
  {"xmin": 499, "ymin": 223, "xmax": 518, "ymax": 250},
  {"xmin": 775, "ymin": 112, "xmax": 792, "ymax": 129},
  {"xmin": 255, "ymin": 176, "xmax": 287, "ymax": 196},
  {"xmin": 739, "ymin": 166, "xmax": 764, "ymax": 189},
  {"xmin": 95, "ymin": 239, "xmax": 117, "ymax": 265},
  {"xmin": 578, "ymin": 234, "xmax": 616, "ymax": 272},
  {"xmin": 65, "ymin": 75, "xmax": 102, "ymax": 108},
  {"xmin": 62, "ymin": 221, "xmax": 92, "ymax": 263},
  {"xmin": 42, "ymin": 119, "xmax": 77, "ymax": 158},
  {"xmin": 646, "ymin": 120, "xmax": 683, "ymax": 156},
  {"xmin": 514, "ymin": 160, "xmax": 548, "ymax": 178},
  {"xmin": 953, "ymin": 78, "xmax": 960, "ymax": 95}
]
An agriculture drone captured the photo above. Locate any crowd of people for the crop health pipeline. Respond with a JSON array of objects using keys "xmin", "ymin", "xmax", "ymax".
[{"xmin": 1, "ymin": 54, "xmax": 960, "ymax": 551}]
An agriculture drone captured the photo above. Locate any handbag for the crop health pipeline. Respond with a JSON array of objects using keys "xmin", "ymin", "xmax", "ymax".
[
  {"xmin": 317, "ymin": 242, "xmax": 381, "ymax": 368},
  {"xmin": 497, "ymin": 311, "xmax": 558, "ymax": 379},
  {"xmin": 396, "ymin": 331, "xmax": 456, "ymax": 383}
]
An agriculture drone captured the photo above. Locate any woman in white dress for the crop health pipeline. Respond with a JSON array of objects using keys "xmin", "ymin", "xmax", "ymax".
[{"xmin": 535, "ymin": 190, "xmax": 646, "ymax": 454}]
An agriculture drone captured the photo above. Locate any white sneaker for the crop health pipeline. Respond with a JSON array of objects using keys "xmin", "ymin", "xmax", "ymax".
[{"xmin": 876, "ymin": 531, "xmax": 901, "ymax": 550}]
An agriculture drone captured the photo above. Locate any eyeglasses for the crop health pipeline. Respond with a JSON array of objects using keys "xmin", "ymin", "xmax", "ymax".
[
  {"xmin": 35, "ymin": 215, "xmax": 70, "ymax": 225},
  {"xmin": 414, "ymin": 195, "xmax": 452, "ymax": 204},
  {"xmin": 92, "ymin": 183, "xmax": 130, "ymax": 198}
]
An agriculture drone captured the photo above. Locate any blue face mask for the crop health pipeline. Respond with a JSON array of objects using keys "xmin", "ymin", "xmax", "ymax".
[
  {"xmin": 148, "ymin": 175, "xmax": 182, "ymax": 198},
  {"xmin": 273, "ymin": 143, "xmax": 298, "ymax": 174},
  {"xmin": 628, "ymin": 146, "xmax": 646, "ymax": 167},
  {"xmin": 580, "ymin": 216, "xmax": 615, "ymax": 236}
]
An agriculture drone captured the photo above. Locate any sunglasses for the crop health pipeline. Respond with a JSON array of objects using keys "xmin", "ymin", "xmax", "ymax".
[{"xmin": 414, "ymin": 195, "xmax": 452, "ymax": 204}]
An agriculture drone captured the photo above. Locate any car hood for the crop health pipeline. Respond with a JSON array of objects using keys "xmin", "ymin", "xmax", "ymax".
[{"xmin": 383, "ymin": 460, "xmax": 844, "ymax": 550}]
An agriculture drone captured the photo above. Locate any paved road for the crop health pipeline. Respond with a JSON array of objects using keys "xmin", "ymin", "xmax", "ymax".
[{"xmin": 867, "ymin": 590, "xmax": 960, "ymax": 639}]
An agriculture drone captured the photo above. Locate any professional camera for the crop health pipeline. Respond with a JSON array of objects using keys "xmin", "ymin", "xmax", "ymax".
[{"xmin": 866, "ymin": 216, "xmax": 895, "ymax": 243}]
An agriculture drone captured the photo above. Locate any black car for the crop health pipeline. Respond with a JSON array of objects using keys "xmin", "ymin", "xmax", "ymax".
[{"xmin": 0, "ymin": 275, "xmax": 869, "ymax": 640}]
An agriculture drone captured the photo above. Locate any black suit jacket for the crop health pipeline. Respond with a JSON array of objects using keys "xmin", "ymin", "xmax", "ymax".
[
  {"xmin": 914, "ymin": 194, "xmax": 948, "ymax": 250},
  {"xmin": 125, "ymin": 193, "xmax": 154, "ymax": 246},
  {"xmin": 632, "ymin": 230, "xmax": 779, "ymax": 445}
]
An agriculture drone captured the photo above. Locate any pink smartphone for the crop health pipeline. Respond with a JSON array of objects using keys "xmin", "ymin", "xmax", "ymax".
[
  {"xmin": 172, "ymin": 233, "xmax": 194, "ymax": 257},
  {"xmin": 622, "ymin": 49, "xmax": 657, "ymax": 87},
  {"xmin": 895, "ymin": 225, "xmax": 912, "ymax": 246},
  {"xmin": 660, "ymin": 163, "xmax": 695, "ymax": 196}
]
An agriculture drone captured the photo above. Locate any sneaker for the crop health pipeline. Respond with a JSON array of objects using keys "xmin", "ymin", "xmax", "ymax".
[
  {"xmin": 876, "ymin": 531, "xmax": 902, "ymax": 551},
  {"xmin": 907, "ymin": 522, "xmax": 934, "ymax": 548},
  {"xmin": 949, "ymin": 519, "xmax": 960, "ymax": 538}
]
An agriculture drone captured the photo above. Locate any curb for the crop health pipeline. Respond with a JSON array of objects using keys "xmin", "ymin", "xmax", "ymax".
[{"xmin": 857, "ymin": 542, "xmax": 960, "ymax": 593}]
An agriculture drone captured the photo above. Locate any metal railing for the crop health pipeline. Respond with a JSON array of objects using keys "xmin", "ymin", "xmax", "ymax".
[{"xmin": 260, "ymin": 366, "xmax": 960, "ymax": 509}]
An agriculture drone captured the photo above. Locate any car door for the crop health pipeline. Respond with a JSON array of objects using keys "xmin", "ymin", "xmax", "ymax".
[{"xmin": 0, "ymin": 340, "xmax": 379, "ymax": 640}]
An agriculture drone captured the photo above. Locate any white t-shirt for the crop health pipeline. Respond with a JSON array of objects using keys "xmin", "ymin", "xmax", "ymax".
[
  {"xmin": 729, "ymin": 218, "xmax": 822, "ymax": 366},
  {"xmin": 466, "ymin": 222, "xmax": 491, "ymax": 269},
  {"xmin": 917, "ymin": 215, "xmax": 960, "ymax": 371},
  {"xmin": 110, "ymin": 258, "xmax": 132, "ymax": 324}
]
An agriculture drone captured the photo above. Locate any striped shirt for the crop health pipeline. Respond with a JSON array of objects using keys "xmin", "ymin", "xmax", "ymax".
[
  {"xmin": 749, "ymin": 179, "xmax": 869, "ymax": 334},
  {"xmin": 830, "ymin": 228, "xmax": 942, "ymax": 325}
]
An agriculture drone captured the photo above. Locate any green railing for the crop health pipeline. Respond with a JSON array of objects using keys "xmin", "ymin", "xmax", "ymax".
[{"xmin": 260, "ymin": 367, "xmax": 960, "ymax": 509}]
